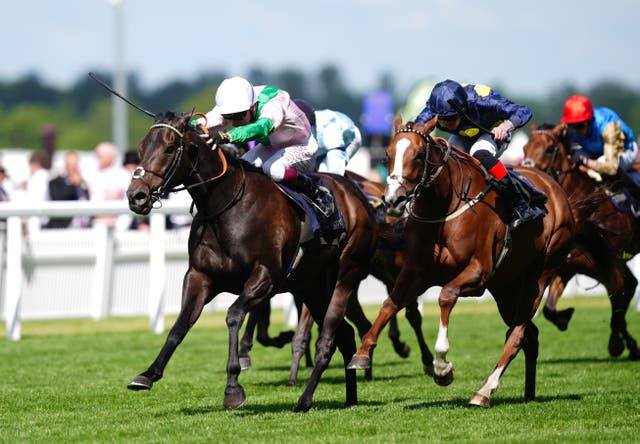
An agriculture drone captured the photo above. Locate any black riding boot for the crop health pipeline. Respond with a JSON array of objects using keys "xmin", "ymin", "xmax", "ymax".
[
  {"xmin": 290, "ymin": 174, "xmax": 334, "ymax": 217},
  {"xmin": 495, "ymin": 176, "xmax": 539, "ymax": 228}
]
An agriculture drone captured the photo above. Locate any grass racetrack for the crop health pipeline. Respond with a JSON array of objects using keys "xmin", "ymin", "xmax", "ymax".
[{"xmin": 2, "ymin": 296, "xmax": 639, "ymax": 443}]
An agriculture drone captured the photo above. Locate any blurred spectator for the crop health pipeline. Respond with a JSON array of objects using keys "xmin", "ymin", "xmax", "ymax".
[
  {"xmin": 87, "ymin": 141, "xmax": 131, "ymax": 230},
  {"xmin": 0, "ymin": 166, "xmax": 13, "ymax": 201},
  {"xmin": 361, "ymin": 90, "xmax": 393, "ymax": 148},
  {"xmin": 24, "ymin": 151, "xmax": 51, "ymax": 234},
  {"xmin": 44, "ymin": 151, "xmax": 90, "ymax": 229}
]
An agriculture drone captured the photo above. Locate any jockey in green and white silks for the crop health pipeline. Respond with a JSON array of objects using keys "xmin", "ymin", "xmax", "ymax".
[
  {"xmin": 203, "ymin": 77, "xmax": 318, "ymax": 182},
  {"xmin": 202, "ymin": 77, "xmax": 332, "ymax": 216}
]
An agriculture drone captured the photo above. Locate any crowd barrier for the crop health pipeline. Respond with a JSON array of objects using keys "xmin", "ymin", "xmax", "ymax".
[{"xmin": 1, "ymin": 199, "xmax": 637, "ymax": 341}]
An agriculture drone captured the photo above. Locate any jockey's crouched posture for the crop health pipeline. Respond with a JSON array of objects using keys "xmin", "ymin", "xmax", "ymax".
[
  {"xmin": 415, "ymin": 79, "xmax": 537, "ymax": 228},
  {"xmin": 562, "ymin": 94, "xmax": 640, "ymax": 205},
  {"xmin": 199, "ymin": 76, "xmax": 333, "ymax": 216}
]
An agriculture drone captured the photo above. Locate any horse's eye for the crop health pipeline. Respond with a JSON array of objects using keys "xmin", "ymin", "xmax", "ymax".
[
  {"xmin": 164, "ymin": 143, "xmax": 179, "ymax": 154},
  {"xmin": 545, "ymin": 147, "xmax": 555, "ymax": 155}
]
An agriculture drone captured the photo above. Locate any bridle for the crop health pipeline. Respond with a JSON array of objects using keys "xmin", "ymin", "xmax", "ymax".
[
  {"xmin": 132, "ymin": 117, "xmax": 228, "ymax": 207},
  {"xmin": 390, "ymin": 126, "xmax": 488, "ymax": 223},
  {"xmin": 389, "ymin": 126, "xmax": 450, "ymax": 197},
  {"xmin": 526, "ymin": 130, "xmax": 573, "ymax": 181}
]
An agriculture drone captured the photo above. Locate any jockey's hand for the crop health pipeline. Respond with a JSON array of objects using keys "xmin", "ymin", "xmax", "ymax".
[
  {"xmin": 492, "ymin": 120, "xmax": 514, "ymax": 142},
  {"xmin": 211, "ymin": 131, "xmax": 232, "ymax": 146},
  {"xmin": 569, "ymin": 152, "xmax": 586, "ymax": 166}
]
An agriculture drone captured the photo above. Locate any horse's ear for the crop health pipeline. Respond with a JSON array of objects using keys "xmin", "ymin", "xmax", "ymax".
[
  {"xmin": 530, "ymin": 123, "xmax": 538, "ymax": 133},
  {"xmin": 393, "ymin": 113, "xmax": 404, "ymax": 131},
  {"xmin": 555, "ymin": 122, "xmax": 568, "ymax": 137},
  {"xmin": 422, "ymin": 116, "xmax": 438, "ymax": 134}
]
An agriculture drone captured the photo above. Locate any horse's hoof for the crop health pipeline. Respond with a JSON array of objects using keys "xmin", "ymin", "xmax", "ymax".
[
  {"xmin": 223, "ymin": 387, "xmax": 246, "ymax": 410},
  {"xmin": 608, "ymin": 333, "xmax": 625, "ymax": 357},
  {"xmin": 433, "ymin": 368, "xmax": 454, "ymax": 386},
  {"xmin": 393, "ymin": 342, "xmax": 411, "ymax": 359},
  {"xmin": 127, "ymin": 375, "xmax": 153, "ymax": 391},
  {"xmin": 628, "ymin": 348, "xmax": 640, "ymax": 361},
  {"xmin": 239, "ymin": 357, "xmax": 252, "ymax": 371},
  {"xmin": 293, "ymin": 399, "xmax": 312, "ymax": 413},
  {"xmin": 287, "ymin": 378, "xmax": 297, "ymax": 387},
  {"xmin": 543, "ymin": 306, "xmax": 574, "ymax": 331},
  {"xmin": 468, "ymin": 392, "xmax": 491, "ymax": 408},
  {"xmin": 347, "ymin": 354, "xmax": 371, "ymax": 370}
]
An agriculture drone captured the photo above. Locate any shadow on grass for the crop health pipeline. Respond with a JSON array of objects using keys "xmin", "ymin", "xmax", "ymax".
[
  {"xmin": 254, "ymin": 370, "xmax": 424, "ymax": 388},
  {"xmin": 540, "ymin": 356, "xmax": 620, "ymax": 365},
  {"xmin": 179, "ymin": 399, "xmax": 388, "ymax": 416},
  {"xmin": 403, "ymin": 393, "xmax": 582, "ymax": 410}
]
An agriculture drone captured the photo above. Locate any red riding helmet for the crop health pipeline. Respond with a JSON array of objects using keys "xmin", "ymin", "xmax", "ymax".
[{"xmin": 561, "ymin": 95, "xmax": 594, "ymax": 124}]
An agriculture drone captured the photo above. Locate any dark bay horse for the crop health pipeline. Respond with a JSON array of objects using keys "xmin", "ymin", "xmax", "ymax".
[
  {"xmin": 125, "ymin": 112, "xmax": 378, "ymax": 412},
  {"xmin": 522, "ymin": 123, "xmax": 640, "ymax": 359},
  {"xmin": 348, "ymin": 115, "xmax": 575, "ymax": 407}
]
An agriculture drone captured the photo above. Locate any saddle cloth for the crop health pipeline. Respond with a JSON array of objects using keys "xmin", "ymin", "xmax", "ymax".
[
  {"xmin": 508, "ymin": 169, "xmax": 548, "ymax": 217},
  {"xmin": 276, "ymin": 176, "xmax": 346, "ymax": 244}
]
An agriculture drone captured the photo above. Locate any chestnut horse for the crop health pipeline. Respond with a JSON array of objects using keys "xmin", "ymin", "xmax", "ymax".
[
  {"xmin": 348, "ymin": 115, "xmax": 575, "ymax": 407},
  {"xmin": 522, "ymin": 123, "xmax": 640, "ymax": 359},
  {"xmin": 125, "ymin": 112, "xmax": 378, "ymax": 412}
]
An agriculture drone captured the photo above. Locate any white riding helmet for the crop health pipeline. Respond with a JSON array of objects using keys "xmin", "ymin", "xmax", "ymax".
[{"xmin": 214, "ymin": 77, "xmax": 256, "ymax": 115}]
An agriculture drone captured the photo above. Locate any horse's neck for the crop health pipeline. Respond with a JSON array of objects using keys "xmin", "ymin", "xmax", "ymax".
[
  {"xmin": 427, "ymin": 152, "xmax": 483, "ymax": 209},
  {"xmin": 186, "ymin": 153, "xmax": 240, "ymax": 214},
  {"xmin": 560, "ymin": 169, "xmax": 598, "ymax": 201}
]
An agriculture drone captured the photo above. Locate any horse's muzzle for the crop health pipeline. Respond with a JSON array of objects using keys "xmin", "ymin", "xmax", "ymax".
[{"xmin": 127, "ymin": 186, "xmax": 152, "ymax": 215}]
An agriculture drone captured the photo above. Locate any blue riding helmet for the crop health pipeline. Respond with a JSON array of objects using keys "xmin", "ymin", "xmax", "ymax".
[{"xmin": 427, "ymin": 79, "xmax": 468, "ymax": 118}]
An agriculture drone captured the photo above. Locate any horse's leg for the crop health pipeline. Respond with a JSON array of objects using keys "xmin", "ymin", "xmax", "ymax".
[
  {"xmin": 294, "ymin": 296, "xmax": 314, "ymax": 368},
  {"xmin": 238, "ymin": 307, "xmax": 261, "ymax": 371},
  {"xmin": 255, "ymin": 298, "xmax": 295, "ymax": 348},
  {"xmin": 542, "ymin": 273, "xmax": 574, "ymax": 331},
  {"xmin": 405, "ymin": 300, "xmax": 434, "ymax": 376},
  {"xmin": 607, "ymin": 262, "xmax": 640, "ymax": 359},
  {"xmin": 344, "ymin": 289, "xmax": 374, "ymax": 381},
  {"xmin": 469, "ymin": 276, "xmax": 542, "ymax": 407},
  {"xmin": 288, "ymin": 303, "xmax": 314, "ymax": 386},
  {"xmin": 128, "ymin": 269, "xmax": 211, "ymax": 390},
  {"xmin": 295, "ymin": 316, "xmax": 357, "ymax": 412},
  {"xmin": 294, "ymin": 274, "xmax": 357, "ymax": 412},
  {"xmin": 347, "ymin": 297, "xmax": 401, "ymax": 370},
  {"xmin": 386, "ymin": 275, "xmax": 411, "ymax": 359},
  {"xmin": 223, "ymin": 266, "xmax": 274, "ymax": 410}
]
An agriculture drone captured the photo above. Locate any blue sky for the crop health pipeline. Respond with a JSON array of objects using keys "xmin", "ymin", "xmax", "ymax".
[{"xmin": 2, "ymin": 0, "xmax": 639, "ymax": 98}]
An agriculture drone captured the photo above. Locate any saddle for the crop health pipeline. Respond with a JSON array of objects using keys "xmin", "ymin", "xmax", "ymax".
[{"xmin": 508, "ymin": 169, "xmax": 549, "ymax": 210}]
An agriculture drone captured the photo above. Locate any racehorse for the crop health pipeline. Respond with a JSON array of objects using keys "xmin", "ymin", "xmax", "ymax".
[
  {"xmin": 287, "ymin": 214, "xmax": 434, "ymax": 386},
  {"xmin": 522, "ymin": 123, "xmax": 640, "ymax": 359},
  {"xmin": 125, "ymin": 112, "xmax": 378, "ymax": 412},
  {"xmin": 240, "ymin": 174, "xmax": 433, "ymax": 385},
  {"xmin": 348, "ymin": 115, "xmax": 575, "ymax": 407}
]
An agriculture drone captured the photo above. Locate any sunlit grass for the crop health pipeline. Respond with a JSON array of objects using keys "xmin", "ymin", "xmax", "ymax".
[{"xmin": 1, "ymin": 296, "xmax": 639, "ymax": 443}]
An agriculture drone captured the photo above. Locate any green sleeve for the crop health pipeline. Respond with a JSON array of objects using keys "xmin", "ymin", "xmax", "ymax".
[{"xmin": 228, "ymin": 117, "xmax": 275, "ymax": 145}]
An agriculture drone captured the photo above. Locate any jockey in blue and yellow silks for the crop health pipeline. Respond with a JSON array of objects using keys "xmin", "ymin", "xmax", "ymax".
[{"xmin": 415, "ymin": 79, "xmax": 537, "ymax": 228}]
